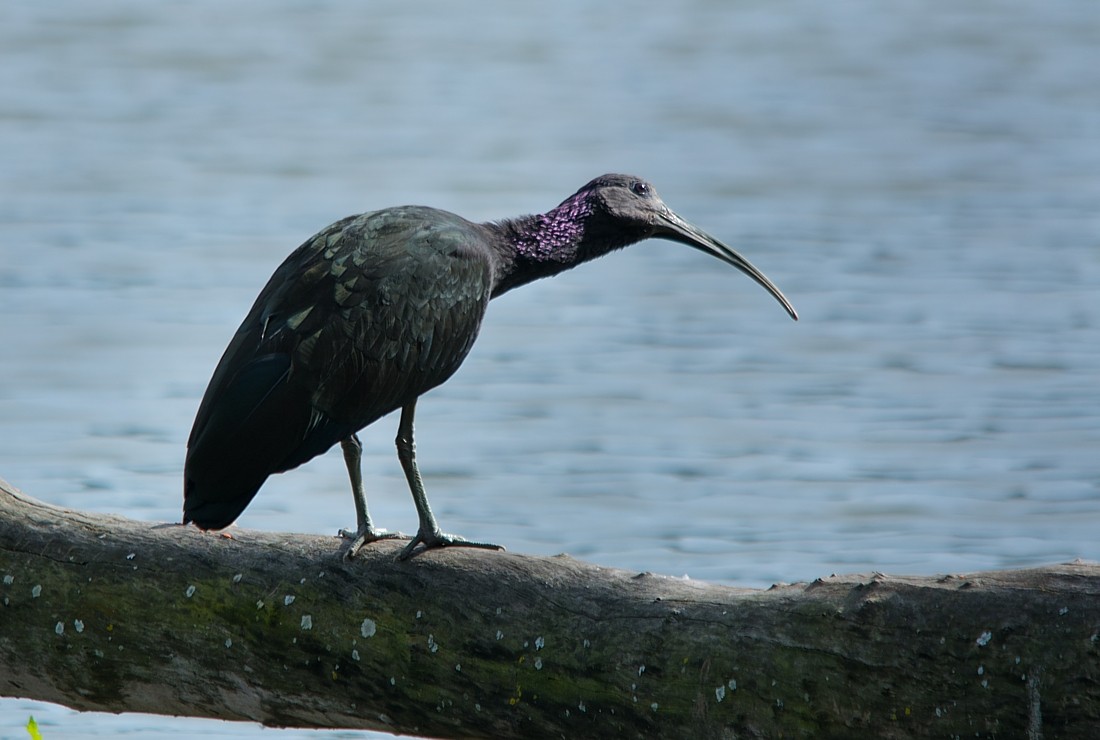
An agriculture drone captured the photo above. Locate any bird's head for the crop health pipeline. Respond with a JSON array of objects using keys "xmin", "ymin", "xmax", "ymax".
[{"xmin": 573, "ymin": 174, "xmax": 798, "ymax": 320}]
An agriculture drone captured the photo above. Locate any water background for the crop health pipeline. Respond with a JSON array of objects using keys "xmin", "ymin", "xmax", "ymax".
[{"xmin": 2, "ymin": 1, "xmax": 1098, "ymax": 737}]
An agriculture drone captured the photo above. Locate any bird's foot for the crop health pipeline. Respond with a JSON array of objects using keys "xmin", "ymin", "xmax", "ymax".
[
  {"xmin": 340, "ymin": 525, "xmax": 409, "ymax": 560},
  {"xmin": 397, "ymin": 528, "xmax": 505, "ymax": 561}
]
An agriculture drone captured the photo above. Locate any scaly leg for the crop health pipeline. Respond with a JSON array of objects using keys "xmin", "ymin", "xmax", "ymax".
[
  {"xmin": 395, "ymin": 400, "xmax": 504, "ymax": 560},
  {"xmin": 339, "ymin": 433, "xmax": 406, "ymax": 559}
]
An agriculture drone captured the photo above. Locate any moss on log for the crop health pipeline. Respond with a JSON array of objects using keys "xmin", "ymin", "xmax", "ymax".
[{"xmin": 1, "ymin": 476, "xmax": 1098, "ymax": 738}]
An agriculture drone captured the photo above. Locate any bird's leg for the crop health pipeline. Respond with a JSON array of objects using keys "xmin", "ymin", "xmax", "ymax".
[
  {"xmin": 339, "ymin": 433, "xmax": 407, "ymax": 559},
  {"xmin": 395, "ymin": 400, "xmax": 504, "ymax": 560}
]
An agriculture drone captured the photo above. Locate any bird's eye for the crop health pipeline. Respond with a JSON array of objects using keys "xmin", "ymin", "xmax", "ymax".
[{"xmin": 631, "ymin": 181, "xmax": 649, "ymax": 196}]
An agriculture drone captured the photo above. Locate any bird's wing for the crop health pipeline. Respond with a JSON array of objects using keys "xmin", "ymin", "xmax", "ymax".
[
  {"xmin": 185, "ymin": 215, "xmax": 358, "ymax": 456},
  {"xmin": 184, "ymin": 209, "xmax": 493, "ymax": 527},
  {"xmin": 293, "ymin": 208, "xmax": 495, "ymax": 431}
]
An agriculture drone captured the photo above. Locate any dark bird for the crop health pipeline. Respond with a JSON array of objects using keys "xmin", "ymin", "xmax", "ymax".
[{"xmin": 183, "ymin": 174, "xmax": 797, "ymax": 559}]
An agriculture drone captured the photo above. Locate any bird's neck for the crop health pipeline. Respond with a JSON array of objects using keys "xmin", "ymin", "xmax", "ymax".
[{"xmin": 487, "ymin": 194, "xmax": 636, "ymax": 298}]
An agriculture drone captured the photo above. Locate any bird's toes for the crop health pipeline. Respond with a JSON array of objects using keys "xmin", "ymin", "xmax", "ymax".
[
  {"xmin": 339, "ymin": 526, "xmax": 408, "ymax": 559},
  {"xmin": 397, "ymin": 529, "xmax": 505, "ymax": 561},
  {"xmin": 338, "ymin": 525, "xmax": 407, "ymax": 542}
]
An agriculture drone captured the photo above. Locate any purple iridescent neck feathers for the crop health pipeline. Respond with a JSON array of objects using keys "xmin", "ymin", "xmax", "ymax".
[
  {"xmin": 486, "ymin": 180, "xmax": 648, "ymax": 298},
  {"xmin": 512, "ymin": 190, "xmax": 594, "ymax": 263}
]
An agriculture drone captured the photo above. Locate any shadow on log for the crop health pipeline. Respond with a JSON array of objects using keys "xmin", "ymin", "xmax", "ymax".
[{"xmin": 1, "ymin": 476, "xmax": 1098, "ymax": 739}]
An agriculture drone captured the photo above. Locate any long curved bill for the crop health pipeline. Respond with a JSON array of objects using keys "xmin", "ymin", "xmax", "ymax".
[{"xmin": 655, "ymin": 209, "xmax": 798, "ymax": 321}]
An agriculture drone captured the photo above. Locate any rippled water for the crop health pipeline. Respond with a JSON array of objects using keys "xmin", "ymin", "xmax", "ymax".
[{"xmin": 2, "ymin": 1, "xmax": 1098, "ymax": 737}]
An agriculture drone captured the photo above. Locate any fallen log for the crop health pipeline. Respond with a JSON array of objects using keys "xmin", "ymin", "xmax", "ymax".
[{"xmin": 1, "ymin": 476, "xmax": 1097, "ymax": 738}]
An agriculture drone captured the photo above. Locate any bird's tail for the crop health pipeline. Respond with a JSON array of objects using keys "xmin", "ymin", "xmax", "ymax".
[{"xmin": 182, "ymin": 471, "xmax": 267, "ymax": 530}]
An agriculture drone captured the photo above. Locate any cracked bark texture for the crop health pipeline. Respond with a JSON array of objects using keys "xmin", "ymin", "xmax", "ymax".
[{"xmin": 1, "ymin": 476, "xmax": 1098, "ymax": 739}]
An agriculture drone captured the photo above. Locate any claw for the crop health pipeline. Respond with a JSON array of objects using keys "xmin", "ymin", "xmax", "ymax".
[
  {"xmin": 340, "ymin": 525, "xmax": 409, "ymax": 560},
  {"xmin": 397, "ymin": 528, "xmax": 505, "ymax": 560}
]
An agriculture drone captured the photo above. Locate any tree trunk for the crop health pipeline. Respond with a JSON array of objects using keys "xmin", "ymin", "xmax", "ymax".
[{"xmin": 1, "ymin": 476, "xmax": 1097, "ymax": 739}]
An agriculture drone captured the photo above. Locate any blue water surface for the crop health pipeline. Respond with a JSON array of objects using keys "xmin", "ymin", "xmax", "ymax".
[{"xmin": 2, "ymin": 1, "xmax": 1098, "ymax": 737}]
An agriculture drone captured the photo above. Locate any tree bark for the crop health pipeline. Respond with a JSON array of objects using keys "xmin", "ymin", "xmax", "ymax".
[{"xmin": 1, "ymin": 476, "xmax": 1097, "ymax": 739}]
